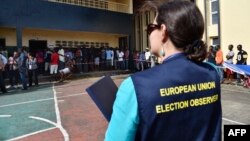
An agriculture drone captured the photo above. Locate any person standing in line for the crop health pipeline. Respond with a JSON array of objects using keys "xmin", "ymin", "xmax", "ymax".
[
  {"xmin": 50, "ymin": 49, "xmax": 59, "ymax": 81},
  {"xmin": 27, "ymin": 53, "xmax": 38, "ymax": 87},
  {"xmin": 0, "ymin": 52, "xmax": 7, "ymax": 93},
  {"xmin": 8, "ymin": 52, "xmax": 19, "ymax": 88},
  {"xmin": 133, "ymin": 50, "xmax": 140, "ymax": 71},
  {"xmin": 150, "ymin": 55, "xmax": 156, "ymax": 68},
  {"xmin": 236, "ymin": 44, "xmax": 248, "ymax": 84},
  {"xmin": 118, "ymin": 49, "xmax": 124, "ymax": 70},
  {"xmin": 88, "ymin": 46, "xmax": 95, "ymax": 72},
  {"xmin": 0, "ymin": 48, "xmax": 8, "ymax": 81},
  {"xmin": 75, "ymin": 47, "xmax": 83, "ymax": 73},
  {"xmin": 124, "ymin": 48, "xmax": 130, "ymax": 70},
  {"xmin": 18, "ymin": 47, "xmax": 28, "ymax": 90},
  {"xmin": 64, "ymin": 50, "xmax": 71, "ymax": 60},
  {"xmin": 110, "ymin": 48, "xmax": 114, "ymax": 70},
  {"xmin": 1, "ymin": 47, "xmax": 8, "ymax": 58},
  {"xmin": 35, "ymin": 50, "xmax": 44, "ymax": 75},
  {"xmin": 106, "ymin": 47, "xmax": 112, "ymax": 70},
  {"xmin": 94, "ymin": 55, "xmax": 100, "ymax": 71},
  {"xmin": 114, "ymin": 48, "xmax": 119, "ymax": 70},
  {"xmin": 215, "ymin": 45, "xmax": 224, "ymax": 83},
  {"xmin": 145, "ymin": 48, "xmax": 151, "ymax": 68},
  {"xmin": 139, "ymin": 51, "xmax": 146, "ymax": 71},
  {"xmin": 58, "ymin": 46, "xmax": 65, "ymax": 70},
  {"xmin": 44, "ymin": 48, "xmax": 52, "ymax": 75},
  {"xmin": 81, "ymin": 46, "xmax": 87, "ymax": 72},
  {"xmin": 99, "ymin": 47, "xmax": 105, "ymax": 70},
  {"xmin": 225, "ymin": 45, "xmax": 234, "ymax": 82},
  {"xmin": 207, "ymin": 45, "xmax": 216, "ymax": 65}
]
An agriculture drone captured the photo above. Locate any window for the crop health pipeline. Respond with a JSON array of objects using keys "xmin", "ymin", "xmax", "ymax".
[
  {"xmin": 210, "ymin": 0, "xmax": 219, "ymax": 25},
  {"xmin": 212, "ymin": 37, "xmax": 220, "ymax": 45}
]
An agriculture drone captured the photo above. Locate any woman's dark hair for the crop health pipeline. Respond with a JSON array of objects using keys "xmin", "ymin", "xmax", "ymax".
[{"xmin": 142, "ymin": 0, "xmax": 207, "ymax": 62}]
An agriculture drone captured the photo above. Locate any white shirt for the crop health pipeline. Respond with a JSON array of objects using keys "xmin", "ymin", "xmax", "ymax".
[
  {"xmin": 145, "ymin": 51, "xmax": 151, "ymax": 60},
  {"xmin": 118, "ymin": 52, "xmax": 124, "ymax": 61},
  {"xmin": 226, "ymin": 50, "xmax": 234, "ymax": 64},
  {"xmin": 95, "ymin": 57, "xmax": 100, "ymax": 65},
  {"xmin": 0, "ymin": 54, "xmax": 7, "ymax": 64},
  {"xmin": 58, "ymin": 49, "xmax": 65, "ymax": 62}
]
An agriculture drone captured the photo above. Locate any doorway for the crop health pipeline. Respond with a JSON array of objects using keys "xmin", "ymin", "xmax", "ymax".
[
  {"xmin": 29, "ymin": 40, "xmax": 47, "ymax": 56},
  {"xmin": 0, "ymin": 38, "xmax": 6, "ymax": 49},
  {"xmin": 119, "ymin": 36, "xmax": 129, "ymax": 51}
]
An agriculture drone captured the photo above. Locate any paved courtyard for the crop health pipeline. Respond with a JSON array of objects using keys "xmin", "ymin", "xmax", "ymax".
[{"xmin": 0, "ymin": 75, "xmax": 249, "ymax": 141}]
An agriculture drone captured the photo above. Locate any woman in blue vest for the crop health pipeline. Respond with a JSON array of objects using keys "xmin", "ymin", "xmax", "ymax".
[{"xmin": 105, "ymin": 1, "xmax": 221, "ymax": 141}]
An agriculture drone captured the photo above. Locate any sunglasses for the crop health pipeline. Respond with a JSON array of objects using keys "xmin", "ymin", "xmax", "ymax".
[{"xmin": 147, "ymin": 24, "xmax": 161, "ymax": 35}]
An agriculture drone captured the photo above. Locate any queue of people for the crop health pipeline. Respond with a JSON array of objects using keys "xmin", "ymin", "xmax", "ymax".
[
  {"xmin": 133, "ymin": 49, "xmax": 157, "ymax": 72},
  {"xmin": 0, "ymin": 44, "xmax": 171, "ymax": 93},
  {"xmin": 0, "ymin": 47, "xmax": 34, "ymax": 93},
  {"xmin": 207, "ymin": 44, "xmax": 248, "ymax": 84},
  {"xmin": 31, "ymin": 45, "xmax": 159, "ymax": 76},
  {"xmin": 43, "ymin": 46, "xmax": 131, "ymax": 74},
  {"xmin": 0, "ymin": 41, "xmax": 248, "ymax": 94},
  {"xmin": 0, "ymin": 46, "xmax": 133, "ymax": 93}
]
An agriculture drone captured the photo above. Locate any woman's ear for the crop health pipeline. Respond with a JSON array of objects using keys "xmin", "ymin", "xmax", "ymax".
[{"xmin": 161, "ymin": 24, "xmax": 168, "ymax": 43}]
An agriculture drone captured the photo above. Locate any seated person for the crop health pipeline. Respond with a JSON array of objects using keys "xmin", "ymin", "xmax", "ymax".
[
  {"xmin": 243, "ymin": 76, "xmax": 250, "ymax": 88},
  {"xmin": 58, "ymin": 56, "xmax": 74, "ymax": 82}
]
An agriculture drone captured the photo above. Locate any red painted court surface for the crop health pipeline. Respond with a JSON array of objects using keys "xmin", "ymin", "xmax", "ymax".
[{"xmin": 0, "ymin": 75, "xmax": 126, "ymax": 141}]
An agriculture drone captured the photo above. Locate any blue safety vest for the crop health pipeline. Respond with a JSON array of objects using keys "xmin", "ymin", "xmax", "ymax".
[{"xmin": 131, "ymin": 53, "xmax": 221, "ymax": 141}]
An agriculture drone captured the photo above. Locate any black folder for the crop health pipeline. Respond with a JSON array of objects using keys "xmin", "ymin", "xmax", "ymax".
[{"xmin": 86, "ymin": 76, "xmax": 118, "ymax": 121}]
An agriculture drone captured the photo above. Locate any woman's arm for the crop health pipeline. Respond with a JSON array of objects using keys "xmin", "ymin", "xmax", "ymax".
[{"xmin": 105, "ymin": 77, "xmax": 139, "ymax": 141}]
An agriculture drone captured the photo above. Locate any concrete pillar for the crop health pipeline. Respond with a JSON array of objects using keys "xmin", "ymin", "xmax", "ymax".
[{"xmin": 16, "ymin": 27, "xmax": 22, "ymax": 50}]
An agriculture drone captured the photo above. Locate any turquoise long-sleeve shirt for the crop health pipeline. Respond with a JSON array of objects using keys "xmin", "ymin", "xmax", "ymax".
[{"xmin": 105, "ymin": 77, "xmax": 139, "ymax": 141}]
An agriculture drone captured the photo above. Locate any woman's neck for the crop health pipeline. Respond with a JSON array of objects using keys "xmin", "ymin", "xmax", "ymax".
[{"xmin": 161, "ymin": 41, "xmax": 183, "ymax": 61}]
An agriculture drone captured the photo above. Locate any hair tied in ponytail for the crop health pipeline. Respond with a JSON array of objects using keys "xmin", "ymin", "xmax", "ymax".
[
  {"xmin": 184, "ymin": 39, "xmax": 207, "ymax": 62},
  {"xmin": 192, "ymin": 40, "xmax": 203, "ymax": 49}
]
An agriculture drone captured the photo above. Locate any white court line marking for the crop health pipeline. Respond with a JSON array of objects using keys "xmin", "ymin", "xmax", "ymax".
[
  {"xmin": 7, "ymin": 127, "xmax": 56, "ymax": 141},
  {"xmin": 52, "ymin": 84, "xmax": 69, "ymax": 141},
  {"xmin": 29, "ymin": 116, "xmax": 58, "ymax": 128},
  {"xmin": 0, "ymin": 115, "xmax": 12, "ymax": 118},
  {"xmin": 0, "ymin": 93, "xmax": 86, "ymax": 108},
  {"xmin": 58, "ymin": 100, "xmax": 65, "ymax": 102},
  {"xmin": 222, "ymin": 117, "xmax": 246, "ymax": 125},
  {"xmin": 5, "ymin": 117, "xmax": 246, "ymax": 141}
]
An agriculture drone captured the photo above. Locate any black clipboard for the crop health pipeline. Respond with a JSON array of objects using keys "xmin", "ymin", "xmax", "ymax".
[{"xmin": 86, "ymin": 76, "xmax": 118, "ymax": 121}]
